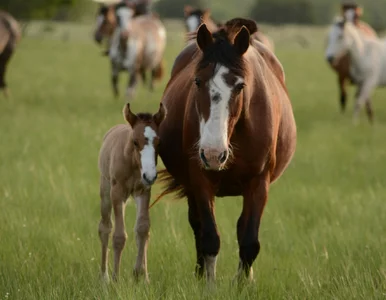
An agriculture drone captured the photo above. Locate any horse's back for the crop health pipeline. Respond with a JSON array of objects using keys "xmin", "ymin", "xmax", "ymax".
[{"xmin": 99, "ymin": 124, "xmax": 131, "ymax": 179}]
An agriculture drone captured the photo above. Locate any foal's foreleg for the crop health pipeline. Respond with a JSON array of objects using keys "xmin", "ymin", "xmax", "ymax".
[
  {"xmin": 111, "ymin": 63, "xmax": 119, "ymax": 99},
  {"xmin": 111, "ymin": 182, "xmax": 128, "ymax": 281},
  {"xmin": 99, "ymin": 176, "xmax": 112, "ymax": 282},
  {"xmin": 133, "ymin": 191, "xmax": 151, "ymax": 283},
  {"xmin": 235, "ymin": 175, "xmax": 269, "ymax": 282}
]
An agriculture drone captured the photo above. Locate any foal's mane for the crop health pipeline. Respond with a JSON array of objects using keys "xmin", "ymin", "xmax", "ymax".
[{"xmin": 136, "ymin": 113, "xmax": 153, "ymax": 123}]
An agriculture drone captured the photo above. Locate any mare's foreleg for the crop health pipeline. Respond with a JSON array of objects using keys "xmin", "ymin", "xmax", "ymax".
[
  {"xmin": 353, "ymin": 80, "xmax": 376, "ymax": 124},
  {"xmin": 111, "ymin": 181, "xmax": 128, "ymax": 281},
  {"xmin": 98, "ymin": 176, "xmax": 113, "ymax": 282},
  {"xmin": 133, "ymin": 191, "xmax": 151, "ymax": 282},
  {"xmin": 194, "ymin": 190, "xmax": 219, "ymax": 284},
  {"xmin": 235, "ymin": 175, "xmax": 269, "ymax": 283},
  {"xmin": 187, "ymin": 194, "xmax": 204, "ymax": 278}
]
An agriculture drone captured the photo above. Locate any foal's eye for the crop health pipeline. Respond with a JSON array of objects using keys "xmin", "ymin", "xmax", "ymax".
[
  {"xmin": 133, "ymin": 140, "xmax": 139, "ymax": 147},
  {"xmin": 194, "ymin": 77, "xmax": 201, "ymax": 87}
]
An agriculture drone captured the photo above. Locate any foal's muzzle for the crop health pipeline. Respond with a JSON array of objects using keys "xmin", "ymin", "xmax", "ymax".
[
  {"xmin": 142, "ymin": 173, "xmax": 157, "ymax": 186},
  {"xmin": 94, "ymin": 32, "xmax": 103, "ymax": 44},
  {"xmin": 326, "ymin": 55, "xmax": 334, "ymax": 65}
]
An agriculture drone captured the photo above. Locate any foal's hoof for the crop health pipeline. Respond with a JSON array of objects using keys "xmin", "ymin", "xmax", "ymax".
[
  {"xmin": 100, "ymin": 272, "xmax": 110, "ymax": 284},
  {"xmin": 132, "ymin": 269, "xmax": 150, "ymax": 284}
]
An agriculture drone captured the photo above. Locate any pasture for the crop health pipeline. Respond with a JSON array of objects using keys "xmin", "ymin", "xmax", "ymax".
[{"xmin": 0, "ymin": 20, "xmax": 386, "ymax": 299}]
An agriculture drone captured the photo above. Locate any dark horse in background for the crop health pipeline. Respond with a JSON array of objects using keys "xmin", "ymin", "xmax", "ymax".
[
  {"xmin": 183, "ymin": 5, "xmax": 275, "ymax": 53},
  {"xmin": 154, "ymin": 18, "xmax": 296, "ymax": 282},
  {"xmin": 0, "ymin": 10, "xmax": 21, "ymax": 98}
]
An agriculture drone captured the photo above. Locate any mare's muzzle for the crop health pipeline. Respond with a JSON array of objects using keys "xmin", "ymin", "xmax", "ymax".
[{"xmin": 200, "ymin": 148, "xmax": 229, "ymax": 171}]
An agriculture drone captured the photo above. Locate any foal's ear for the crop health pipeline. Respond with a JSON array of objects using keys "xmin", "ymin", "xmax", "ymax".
[
  {"xmin": 153, "ymin": 103, "xmax": 167, "ymax": 127},
  {"xmin": 197, "ymin": 24, "xmax": 213, "ymax": 51},
  {"xmin": 233, "ymin": 25, "xmax": 250, "ymax": 56},
  {"xmin": 123, "ymin": 103, "xmax": 138, "ymax": 127}
]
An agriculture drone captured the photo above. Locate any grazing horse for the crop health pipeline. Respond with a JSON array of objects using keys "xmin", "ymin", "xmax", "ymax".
[
  {"xmin": 155, "ymin": 18, "xmax": 296, "ymax": 283},
  {"xmin": 326, "ymin": 4, "xmax": 377, "ymax": 113},
  {"xmin": 0, "ymin": 10, "xmax": 21, "ymax": 97},
  {"xmin": 183, "ymin": 5, "xmax": 275, "ymax": 53},
  {"xmin": 94, "ymin": 1, "xmax": 166, "ymax": 100},
  {"xmin": 98, "ymin": 103, "xmax": 166, "ymax": 282},
  {"xmin": 326, "ymin": 18, "xmax": 386, "ymax": 124}
]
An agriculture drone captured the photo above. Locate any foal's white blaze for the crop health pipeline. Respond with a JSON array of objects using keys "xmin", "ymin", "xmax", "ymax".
[
  {"xmin": 199, "ymin": 65, "xmax": 243, "ymax": 152},
  {"xmin": 186, "ymin": 15, "xmax": 200, "ymax": 32},
  {"xmin": 140, "ymin": 126, "xmax": 157, "ymax": 184}
]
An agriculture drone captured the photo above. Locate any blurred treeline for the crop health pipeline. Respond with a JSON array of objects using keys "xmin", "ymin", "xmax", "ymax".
[{"xmin": 0, "ymin": 0, "xmax": 385, "ymax": 30}]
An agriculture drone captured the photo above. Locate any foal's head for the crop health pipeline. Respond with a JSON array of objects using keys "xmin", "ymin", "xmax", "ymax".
[
  {"xmin": 123, "ymin": 103, "xmax": 166, "ymax": 186},
  {"xmin": 325, "ymin": 18, "xmax": 357, "ymax": 66},
  {"xmin": 192, "ymin": 20, "xmax": 254, "ymax": 171},
  {"xmin": 184, "ymin": 5, "xmax": 210, "ymax": 32}
]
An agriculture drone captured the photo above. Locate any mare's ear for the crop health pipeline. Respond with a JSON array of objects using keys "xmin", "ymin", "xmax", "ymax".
[
  {"xmin": 184, "ymin": 5, "xmax": 193, "ymax": 17},
  {"xmin": 123, "ymin": 103, "xmax": 137, "ymax": 127},
  {"xmin": 233, "ymin": 25, "xmax": 250, "ymax": 56},
  {"xmin": 196, "ymin": 24, "xmax": 213, "ymax": 51},
  {"xmin": 356, "ymin": 6, "xmax": 363, "ymax": 17},
  {"xmin": 153, "ymin": 103, "xmax": 167, "ymax": 127}
]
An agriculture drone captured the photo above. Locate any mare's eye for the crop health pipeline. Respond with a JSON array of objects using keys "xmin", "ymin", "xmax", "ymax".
[
  {"xmin": 235, "ymin": 83, "xmax": 245, "ymax": 92},
  {"xmin": 133, "ymin": 140, "xmax": 139, "ymax": 148},
  {"xmin": 194, "ymin": 77, "xmax": 201, "ymax": 87}
]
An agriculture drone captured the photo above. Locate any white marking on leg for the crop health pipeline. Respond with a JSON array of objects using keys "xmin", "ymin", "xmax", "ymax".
[
  {"xmin": 204, "ymin": 255, "xmax": 217, "ymax": 282},
  {"xmin": 140, "ymin": 126, "xmax": 157, "ymax": 184}
]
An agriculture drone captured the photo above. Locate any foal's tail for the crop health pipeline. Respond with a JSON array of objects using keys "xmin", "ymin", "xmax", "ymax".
[
  {"xmin": 149, "ymin": 169, "xmax": 185, "ymax": 208},
  {"xmin": 153, "ymin": 59, "xmax": 165, "ymax": 81}
]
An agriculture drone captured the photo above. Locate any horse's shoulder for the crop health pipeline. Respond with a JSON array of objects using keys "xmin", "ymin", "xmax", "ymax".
[
  {"xmin": 357, "ymin": 21, "xmax": 377, "ymax": 38},
  {"xmin": 251, "ymin": 40, "xmax": 285, "ymax": 84}
]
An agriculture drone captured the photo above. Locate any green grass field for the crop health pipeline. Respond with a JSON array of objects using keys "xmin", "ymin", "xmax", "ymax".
[{"xmin": 1, "ymin": 20, "xmax": 386, "ymax": 299}]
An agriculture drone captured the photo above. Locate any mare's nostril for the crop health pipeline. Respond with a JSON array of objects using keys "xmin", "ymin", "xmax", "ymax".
[
  {"xmin": 200, "ymin": 149, "xmax": 209, "ymax": 168},
  {"xmin": 218, "ymin": 151, "xmax": 228, "ymax": 163},
  {"xmin": 143, "ymin": 173, "xmax": 148, "ymax": 183}
]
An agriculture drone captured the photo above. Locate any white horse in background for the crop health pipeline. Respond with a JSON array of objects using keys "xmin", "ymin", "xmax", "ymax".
[{"xmin": 325, "ymin": 17, "xmax": 386, "ymax": 123}]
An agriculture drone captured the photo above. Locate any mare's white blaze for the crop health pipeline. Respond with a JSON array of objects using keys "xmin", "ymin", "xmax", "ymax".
[
  {"xmin": 344, "ymin": 9, "xmax": 356, "ymax": 22},
  {"xmin": 140, "ymin": 126, "xmax": 157, "ymax": 183},
  {"xmin": 186, "ymin": 15, "xmax": 200, "ymax": 32},
  {"xmin": 199, "ymin": 65, "xmax": 242, "ymax": 151}
]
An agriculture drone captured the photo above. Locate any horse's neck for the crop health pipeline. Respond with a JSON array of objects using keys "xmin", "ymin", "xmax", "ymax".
[{"xmin": 347, "ymin": 27, "xmax": 367, "ymax": 70}]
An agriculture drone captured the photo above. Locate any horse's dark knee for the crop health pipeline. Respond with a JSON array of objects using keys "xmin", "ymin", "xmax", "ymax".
[
  {"xmin": 340, "ymin": 92, "xmax": 347, "ymax": 112},
  {"xmin": 239, "ymin": 241, "xmax": 260, "ymax": 267},
  {"xmin": 201, "ymin": 229, "xmax": 220, "ymax": 257},
  {"xmin": 113, "ymin": 234, "xmax": 126, "ymax": 251}
]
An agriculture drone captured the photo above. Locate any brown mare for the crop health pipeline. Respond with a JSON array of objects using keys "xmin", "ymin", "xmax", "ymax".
[
  {"xmin": 183, "ymin": 5, "xmax": 275, "ymax": 53},
  {"xmin": 155, "ymin": 18, "xmax": 296, "ymax": 283},
  {"xmin": 0, "ymin": 10, "xmax": 21, "ymax": 97},
  {"xmin": 327, "ymin": 4, "xmax": 377, "ymax": 112},
  {"xmin": 93, "ymin": 1, "xmax": 166, "ymax": 100},
  {"xmin": 98, "ymin": 103, "xmax": 166, "ymax": 282}
]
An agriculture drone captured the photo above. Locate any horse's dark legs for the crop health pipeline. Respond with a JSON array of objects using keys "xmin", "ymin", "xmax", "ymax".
[
  {"xmin": 0, "ymin": 48, "xmax": 13, "ymax": 98},
  {"xmin": 365, "ymin": 100, "xmax": 374, "ymax": 124},
  {"xmin": 126, "ymin": 71, "xmax": 138, "ymax": 101},
  {"xmin": 187, "ymin": 195, "xmax": 204, "ymax": 278},
  {"xmin": 149, "ymin": 69, "xmax": 156, "ymax": 92},
  {"xmin": 111, "ymin": 64, "xmax": 119, "ymax": 99},
  {"xmin": 236, "ymin": 175, "xmax": 269, "ymax": 282},
  {"xmin": 338, "ymin": 74, "xmax": 347, "ymax": 113},
  {"xmin": 139, "ymin": 67, "xmax": 146, "ymax": 85},
  {"xmin": 195, "ymin": 193, "xmax": 219, "ymax": 283}
]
